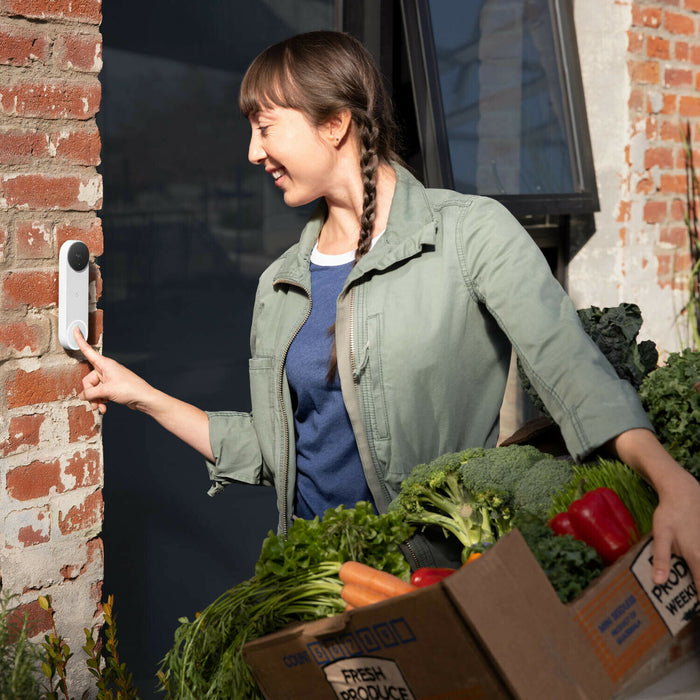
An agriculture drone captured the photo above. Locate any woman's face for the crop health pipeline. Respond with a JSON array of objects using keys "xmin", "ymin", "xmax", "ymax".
[{"xmin": 248, "ymin": 106, "xmax": 336, "ymax": 208}]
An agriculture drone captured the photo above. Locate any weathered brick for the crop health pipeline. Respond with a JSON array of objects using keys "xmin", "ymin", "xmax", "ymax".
[
  {"xmin": 0, "ymin": 173, "xmax": 103, "ymax": 210},
  {"xmin": 6, "ymin": 363, "xmax": 89, "ymax": 408},
  {"xmin": 58, "ymin": 489, "xmax": 103, "ymax": 535},
  {"xmin": 664, "ymin": 67, "xmax": 693, "ymax": 87},
  {"xmin": 7, "ymin": 459, "xmax": 64, "ymax": 501},
  {"xmin": 680, "ymin": 95, "xmax": 700, "ymax": 116},
  {"xmin": 4, "ymin": 506, "xmax": 51, "ymax": 547},
  {"xmin": 68, "ymin": 404, "xmax": 98, "ymax": 441},
  {"xmin": 0, "ymin": 317, "xmax": 51, "ymax": 359},
  {"xmin": 671, "ymin": 198, "xmax": 687, "ymax": 220},
  {"xmin": 0, "ymin": 413, "xmax": 45, "ymax": 456},
  {"xmin": 6, "ymin": 599, "xmax": 53, "ymax": 640},
  {"xmin": 660, "ymin": 226, "xmax": 689, "ymax": 247},
  {"xmin": 660, "ymin": 173, "xmax": 687, "ymax": 193},
  {"xmin": 0, "ymin": 130, "xmax": 49, "ymax": 165},
  {"xmin": 0, "ymin": 0, "xmax": 102, "ymax": 24},
  {"xmin": 664, "ymin": 10, "xmax": 696, "ymax": 34},
  {"xmin": 2, "ymin": 270, "xmax": 56, "ymax": 309},
  {"xmin": 645, "ymin": 146, "xmax": 674, "ymax": 169},
  {"xmin": 16, "ymin": 221, "xmax": 52, "ymax": 259},
  {"xmin": 629, "ymin": 30, "xmax": 645, "ymax": 54},
  {"xmin": 629, "ymin": 59, "xmax": 661, "ymax": 84},
  {"xmin": 64, "ymin": 449, "xmax": 101, "ymax": 489},
  {"xmin": 630, "ymin": 88, "xmax": 645, "ymax": 111},
  {"xmin": 55, "ymin": 218, "xmax": 103, "ymax": 256},
  {"xmin": 88, "ymin": 308, "xmax": 102, "ymax": 345},
  {"xmin": 0, "ymin": 82, "xmax": 101, "ymax": 120},
  {"xmin": 660, "ymin": 120, "xmax": 684, "ymax": 141},
  {"xmin": 632, "ymin": 5, "xmax": 662, "ymax": 28},
  {"xmin": 686, "ymin": 0, "xmax": 700, "ymax": 11},
  {"xmin": 675, "ymin": 41, "xmax": 689, "ymax": 61},
  {"xmin": 54, "ymin": 32, "xmax": 102, "ymax": 73},
  {"xmin": 643, "ymin": 201, "xmax": 668, "ymax": 223},
  {"xmin": 90, "ymin": 263, "xmax": 102, "ymax": 302},
  {"xmin": 0, "ymin": 225, "xmax": 6, "ymax": 261},
  {"xmin": 0, "ymin": 28, "xmax": 50, "ymax": 66},
  {"xmin": 691, "ymin": 44, "xmax": 700, "ymax": 65},
  {"xmin": 647, "ymin": 35, "xmax": 670, "ymax": 59},
  {"xmin": 49, "ymin": 129, "xmax": 101, "ymax": 166}
]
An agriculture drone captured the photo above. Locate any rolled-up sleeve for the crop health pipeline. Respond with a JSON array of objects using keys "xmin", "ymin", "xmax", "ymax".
[{"xmin": 205, "ymin": 410, "xmax": 265, "ymax": 496}]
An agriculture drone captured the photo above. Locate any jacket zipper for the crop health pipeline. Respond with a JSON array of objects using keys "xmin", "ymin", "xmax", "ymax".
[{"xmin": 275, "ymin": 279, "xmax": 312, "ymax": 539}]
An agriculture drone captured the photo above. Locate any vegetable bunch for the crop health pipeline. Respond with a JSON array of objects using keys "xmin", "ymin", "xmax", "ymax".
[{"xmin": 158, "ymin": 502, "xmax": 413, "ymax": 700}]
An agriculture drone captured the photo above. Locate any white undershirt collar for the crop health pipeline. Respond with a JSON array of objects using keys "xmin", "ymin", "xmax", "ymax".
[{"xmin": 310, "ymin": 230, "xmax": 385, "ymax": 266}]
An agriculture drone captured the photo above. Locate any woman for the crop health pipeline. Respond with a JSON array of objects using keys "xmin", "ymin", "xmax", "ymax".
[{"xmin": 75, "ymin": 31, "xmax": 700, "ymax": 581}]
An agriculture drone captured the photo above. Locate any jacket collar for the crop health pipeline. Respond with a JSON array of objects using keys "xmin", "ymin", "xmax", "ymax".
[{"xmin": 274, "ymin": 163, "xmax": 438, "ymax": 288}]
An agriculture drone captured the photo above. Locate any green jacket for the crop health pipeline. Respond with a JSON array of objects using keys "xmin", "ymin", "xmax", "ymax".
[{"xmin": 206, "ymin": 164, "xmax": 652, "ymax": 564}]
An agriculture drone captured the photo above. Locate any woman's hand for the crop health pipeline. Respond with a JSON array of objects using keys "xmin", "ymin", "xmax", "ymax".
[
  {"xmin": 609, "ymin": 428, "xmax": 700, "ymax": 586},
  {"xmin": 73, "ymin": 326, "xmax": 156, "ymax": 414}
]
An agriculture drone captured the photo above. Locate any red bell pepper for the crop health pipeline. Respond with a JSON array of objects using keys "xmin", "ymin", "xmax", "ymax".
[
  {"xmin": 548, "ymin": 487, "xmax": 640, "ymax": 565},
  {"xmin": 410, "ymin": 567, "xmax": 456, "ymax": 587}
]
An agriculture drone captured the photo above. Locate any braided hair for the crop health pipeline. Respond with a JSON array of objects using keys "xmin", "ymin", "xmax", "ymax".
[{"xmin": 240, "ymin": 31, "xmax": 400, "ymax": 379}]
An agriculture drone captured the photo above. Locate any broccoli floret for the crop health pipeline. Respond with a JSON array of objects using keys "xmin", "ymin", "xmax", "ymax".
[{"xmin": 512, "ymin": 457, "xmax": 576, "ymax": 520}]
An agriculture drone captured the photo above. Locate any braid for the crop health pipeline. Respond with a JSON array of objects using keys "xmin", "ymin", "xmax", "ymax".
[{"xmin": 356, "ymin": 114, "xmax": 380, "ymax": 263}]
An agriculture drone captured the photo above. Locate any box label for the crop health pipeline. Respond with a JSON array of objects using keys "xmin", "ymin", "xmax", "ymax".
[
  {"xmin": 322, "ymin": 656, "xmax": 416, "ymax": 700},
  {"xmin": 630, "ymin": 538, "xmax": 698, "ymax": 635}
]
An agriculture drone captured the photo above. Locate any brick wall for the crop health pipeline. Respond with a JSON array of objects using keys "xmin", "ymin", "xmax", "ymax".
[{"xmin": 0, "ymin": 0, "xmax": 104, "ymax": 694}]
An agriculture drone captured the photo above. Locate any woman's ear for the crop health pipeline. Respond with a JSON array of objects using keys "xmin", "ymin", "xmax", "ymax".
[{"xmin": 324, "ymin": 109, "xmax": 352, "ymax": 147}]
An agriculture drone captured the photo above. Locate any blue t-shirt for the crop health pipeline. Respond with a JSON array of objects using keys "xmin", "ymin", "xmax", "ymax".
[{"xmin": 285, "ymin": 247, "xmax": 375, "ymax": 520}]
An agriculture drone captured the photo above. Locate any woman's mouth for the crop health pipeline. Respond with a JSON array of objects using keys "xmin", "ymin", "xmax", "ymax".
[{"xmin": 271, "ymin": 168, "xmax": 286, "ymax": 182}]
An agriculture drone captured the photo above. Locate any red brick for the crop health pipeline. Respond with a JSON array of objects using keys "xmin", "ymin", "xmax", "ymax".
[
  {"xmin": 659, "ymin": 93, "xmax": 678, "ymax": 114},
  {"xmin": 88, "ymin": 308, "xmax": 102, "ymax": 345},
  {"xmin": 6, "ymin": 599, "xmax": 53, "ymax": 641},
  {"xmin": 5, "ymin": 506, "xmax": 51, "ymax": 547},
  {"xmin": 0, "ymin": 0, "xmax": 101, "ymax": 24},
  {"xmin": 55, "ymin": 218, "xmax": 103, "ymax": 256},
  {"xmin": 16, "ymin": 221, "xmax": 52, "ymax": 259},
  {"xmin": 50, "ymin": 129, "xmax": 101, "ymax": 165},
  {"xmin": 671, "ymin": 198, "xmax": 687, "ymax": 220},
  {"xmin": 660, "ymin": 226, "xmax": 690, "ymax": 247},
  {"xmin": 660, "ymin": 120, "xmax": 684, "ymax": 141},
  {"xmin": 630, "ymin": 88, "xmax": 645, "ymax": 111},
  {"xmin": 0, "ymin": 130, "xmax": 49, "ymax": 165},
  {"xmin": 664, "ymin": 67, "xmax": 693, "ymax": 86},
  {"xmin": 646, "ymin": 116, "xmax": 659, "ymax": 140},
  {"xmin": 664, "ymin": 10, "xmax": 696, "ymax": 34},
  {"xmin": 0, "ymin": 318, "xmax": 51, "ymax": 359},
  {"xmin": 629, "ymin": 59, "xmax": 661, "ymax": 84},
  {"xmin": 65, "ymin": 449, "xmax": 101, "ymax": 489},
  {"xmin": 6, "ymin": 363, "xmax": 89, "ymax": 408},
  {"xmin": 7, "ymin": 459, "xmax": 64, "ymax": 500},
  {"xmin": 647, "ymin": 35, "xmax": 670, "ymax": 59},
  {"xmin": 0, "ymin": 226, "xmax": 6, "ymax": 261},
  {"xmin": 696, "ymin": 70, "xmax": 700, "ymax": 91},
  {"xmin": 629, "ymin": 30, "xmax": 645, "ymax": 54},
  {"xmin": 58, "ymin": 489, "xmax": 103, "ymax": 535},
  {"xmin": 0, "ymin": 414, "xmax": 45, "ymax": 456},
  {"xmin": 660, "ymin": 173, "xmax": 688, "ymax": 193},
  {"xmin": 692, "ymin": 45, "xmax": 700, "ymax": 64},
  {"xmin": 90, "ymin": 263, "xmax": 102, "ymax": 302},
  {"xmin": 54, "ymin": 32, "xmax": 102, "ymax": 72},
  {"xmin": 636, "ymin": 176, "xmax": 656, "ymax": 194},
  {"xmin": 632, "ymin": 6, "xmax": 662, "ymax": 27},
  {"xmin": 645, "ymin": 146, "xmax": 674, "ymax": 169},
  {"xmin": 644, "ymin": 201, "xmax": 668, "ymax": 223},
  {"xmin": 0, "ymin": 28, "xmax": 50, "ymax": 66},
  {"xmin": 675, "ymin": 41, "xmax": 689, "ymax": 60},
  {"xmin": 687, "ymin": 0, "xmax": 700, "ymax": 9},
  {"xmin": 2, "ymin": 270, "xmax": 56, "ymax": 309},
  {"xmin": 0, "ymin": 82, "xmax": 101, "ymax": 120},
  {"xmin": 0, "ymin": 173, "xmax": 103, "ymax": 210},
  {"xmin": 680, "ymin": 95, "xmax": 700, "ymax": 116}
]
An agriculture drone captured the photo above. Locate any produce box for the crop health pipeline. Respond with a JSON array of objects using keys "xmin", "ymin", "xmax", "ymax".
[{"xmin": 243, "ymin": 530, "xmax": 698, "ymax": 700}]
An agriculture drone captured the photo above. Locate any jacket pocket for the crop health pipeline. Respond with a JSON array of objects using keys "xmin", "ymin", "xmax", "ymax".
[
  {"xmin": 365, "ymin": 314, "xmax": 390, "ymax": 440},
  {"xmin": 249, "ymin": 356, "xmax": 278, "ymax": 473}
]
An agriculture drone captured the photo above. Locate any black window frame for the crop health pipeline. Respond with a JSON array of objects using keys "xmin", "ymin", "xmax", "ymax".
[{"xmin": 343, "ymin": 0, "xmax": 599, "ymax": 218}]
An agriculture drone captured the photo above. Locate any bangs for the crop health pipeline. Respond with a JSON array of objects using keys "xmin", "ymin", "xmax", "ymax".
[{"xmin": 239, "ymin": 45, "xmax": 303, "ymax": 117}]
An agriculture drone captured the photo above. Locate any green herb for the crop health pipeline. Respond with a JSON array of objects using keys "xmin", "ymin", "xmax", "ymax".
[
  {"xmin": 639, "ymin": 349, "xmax": 700, "ymax": 480},
  {"xmin": 158, "ymin": 502, "xmax": 414, "ymax": 699}
]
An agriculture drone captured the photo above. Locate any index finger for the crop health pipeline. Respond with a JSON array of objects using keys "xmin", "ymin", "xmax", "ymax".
[{"xmin": 73, "ymin": 325, "xmax": 102, "ymax": 366}]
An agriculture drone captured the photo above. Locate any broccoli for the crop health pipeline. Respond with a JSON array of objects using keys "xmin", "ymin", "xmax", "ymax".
[
  {"xmin": 512, "ymin": 457, "xmax": 576, "ymax": 520},
  {"xmin": 389, "ymin": 447, "xmax": 509, "ymax": 562}
]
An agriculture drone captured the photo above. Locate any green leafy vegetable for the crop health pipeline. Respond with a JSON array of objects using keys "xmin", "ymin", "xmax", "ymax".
[
  {"xmin": 518, "ymin": 303, "xmax": 658, "ymax": 415},
  {"xmin": 638, "ymin": 349, "xmax": 700, "ymax": 480},
  {"xmin": 158, "ymin": 503, "xmax": 413, "ymax": 699},
  {"xmin": 513, "ymin": 512, "xmax": 605, "ymax": 603}
]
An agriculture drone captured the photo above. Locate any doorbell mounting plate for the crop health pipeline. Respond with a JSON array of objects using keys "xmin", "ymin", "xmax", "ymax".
[{"xmin": 58, "ymin": 240, "xmax": 89, "ymax": 350}]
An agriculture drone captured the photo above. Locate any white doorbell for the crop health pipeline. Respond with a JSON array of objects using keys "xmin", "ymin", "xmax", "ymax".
[{"xmin": 58, "ymin": 240, "xmax": 89, "ymax": 350}]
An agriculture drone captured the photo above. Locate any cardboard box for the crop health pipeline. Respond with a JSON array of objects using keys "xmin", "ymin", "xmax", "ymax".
[{"xmin": 242, "ymin": 530, "xmax": 697, "ymax": 700}]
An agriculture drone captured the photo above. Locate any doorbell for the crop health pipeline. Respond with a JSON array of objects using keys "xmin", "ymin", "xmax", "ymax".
[{"xmin": 58, "ymin": 240, "xmax": 89, "ymax": 350}]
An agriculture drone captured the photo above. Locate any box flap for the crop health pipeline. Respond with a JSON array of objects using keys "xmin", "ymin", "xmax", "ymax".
[{"xmin": 443, "ymin": 529, "xmax": 615, "ymax": 700}]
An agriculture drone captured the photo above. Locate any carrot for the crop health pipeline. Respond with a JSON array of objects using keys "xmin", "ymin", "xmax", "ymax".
[
  {"xmin": 339, "ymin": 561, "xmax": 416, "ymax": 598},
  {"xmin": 463, "ymin": 551, "xmax": 482, "ymax": 565},
  {"xmin": 341, "ymin": 583, "xmax": 388, "ymax": 608}
]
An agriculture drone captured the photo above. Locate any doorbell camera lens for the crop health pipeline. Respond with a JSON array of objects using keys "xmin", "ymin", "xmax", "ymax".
[{"xmin": 67, "ymin": 241, "xmax": 89, "ymax": 271}]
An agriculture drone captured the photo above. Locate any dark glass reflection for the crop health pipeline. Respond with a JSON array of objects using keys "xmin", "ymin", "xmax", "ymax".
[
  {"xmin": 428, "ymin": 0, "xmax": 574, "ymax": 195},
  {"xmin": 97, "ymin": 1, "xmax": 334, "ymax": 694}
]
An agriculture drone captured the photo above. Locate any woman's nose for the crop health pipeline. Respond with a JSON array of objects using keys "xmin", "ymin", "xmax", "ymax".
[{"xmin": 248, "ymin": 131, "xmax": 265, "ymax": 165}]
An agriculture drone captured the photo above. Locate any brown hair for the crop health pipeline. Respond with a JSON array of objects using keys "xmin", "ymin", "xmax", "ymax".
[{"xmin": 241, "ymin": 31, "xmax": 400, "ymax": 379}]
